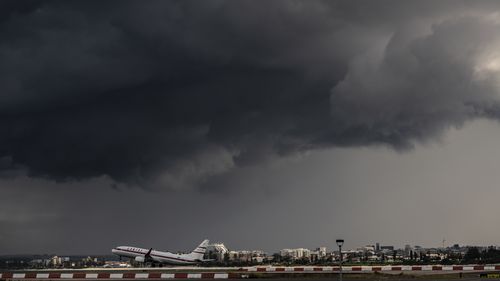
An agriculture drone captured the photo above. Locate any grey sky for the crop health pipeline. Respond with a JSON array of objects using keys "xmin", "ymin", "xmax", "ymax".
[
  {"xmin": 2, "ymin": 119, "xmax": 500, "ymax": 254},
  {"xmin": 2, "ymin": 0, "xmax": 500, "ymax": 254}
]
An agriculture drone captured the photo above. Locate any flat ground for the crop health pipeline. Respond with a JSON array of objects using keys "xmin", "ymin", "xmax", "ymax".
[
  {"xmin": 236, "ymin": 272, "xmax": 498, "ymax": 280},
  {"xmin": 228, "ymin": 275, "xmax": 500, "ymax": 281}
]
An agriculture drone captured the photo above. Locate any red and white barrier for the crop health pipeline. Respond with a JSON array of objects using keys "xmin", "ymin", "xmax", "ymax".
[
  {"xmin": 0, "ymin": 272, "xmax": 238, "ymax": 280},
  {"xmin": 2, "ymin": 265, "xmax": 500, "ymax": 280},
  {"xmin": 240, "ymin": 264, "xmax": 500, "ymax": 272}
]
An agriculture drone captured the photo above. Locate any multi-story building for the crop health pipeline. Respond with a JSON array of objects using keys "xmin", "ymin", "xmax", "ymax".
[
  {"xmin": 380, "ymin": 245, "xmax": 394, "ymax": 251},
  {"xmin": 228, "ymin": 250, "xmax": 266, "ymax": 263},
  {"xmin": 206, "ymin": 243, "xmax": 229, "ymax": 262},
  {"xmin": 280, "ymin": 248, "xmax": 311, "ymax": 260}
]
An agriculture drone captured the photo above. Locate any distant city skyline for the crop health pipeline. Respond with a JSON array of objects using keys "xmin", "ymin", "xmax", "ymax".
[{"xmin": 2, "ymin": 238, "xmax": 498, "ymax": 256}]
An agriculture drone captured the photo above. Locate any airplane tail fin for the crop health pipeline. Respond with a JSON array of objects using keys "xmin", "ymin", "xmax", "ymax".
[{"xmin": 189, "ymin": 239, "xmax": 209, "ymax": 260}]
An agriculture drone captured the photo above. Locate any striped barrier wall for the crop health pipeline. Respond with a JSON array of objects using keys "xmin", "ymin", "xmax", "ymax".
[
  {"xmin": 240, "ymin": 264, "xmax": 500, "ymax": 272},
  {"xmin": 2, "ymin": 265, "xmax": 500, "ymax": 280},
  {"xmin": 0, "ymin": 272, "xmax": 240, "ymax": 280}
]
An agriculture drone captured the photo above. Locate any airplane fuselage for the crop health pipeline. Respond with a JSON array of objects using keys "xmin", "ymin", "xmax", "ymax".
[
  {"xmin": 112, "ymin": 240, "xmax": 209, "ymax": 266},
  {"xmin": 112, "ymin": 246, "xmax": 199, "ymax": 265}
]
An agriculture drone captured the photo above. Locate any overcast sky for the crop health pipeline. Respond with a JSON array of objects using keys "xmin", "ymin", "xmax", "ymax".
[{"xmin": 3, "ymin": 0, "xmax": 500, "ymax": 255}]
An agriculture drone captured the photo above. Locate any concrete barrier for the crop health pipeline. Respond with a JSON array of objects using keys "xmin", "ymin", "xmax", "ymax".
[{"xmin": 2, "ymin": 265, "xmax": 500, "ymax": 280}]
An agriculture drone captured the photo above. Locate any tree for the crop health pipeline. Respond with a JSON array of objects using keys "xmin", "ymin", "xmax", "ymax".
[
  {"xmin": 481, "ymin": 246, "xmax": 500, "ymax": 264},
  {"xmin": 422, "ymin": 252, "xmax": 430, "ymax": 263},
  {"xmin": 282, "ymin": 255, "xmax": 292, "ymax": 265},
  {"xmin": 463, "ymin": 247, "xmax": 481, "ymax": 264},
  {"xmin": 272, "ymin": 253, "xmax": 281, "ymax": 263}
]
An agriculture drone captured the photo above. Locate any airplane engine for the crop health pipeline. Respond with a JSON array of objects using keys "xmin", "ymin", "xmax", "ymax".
[{"xmin": 135, "ymin": 256, "xmax": 145, "ymax": 263}]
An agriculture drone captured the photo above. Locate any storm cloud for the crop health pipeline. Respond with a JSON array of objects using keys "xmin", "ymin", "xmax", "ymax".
[{"xmin": 2, "ymin": 0, "xmax": 500, "ymax": 190}]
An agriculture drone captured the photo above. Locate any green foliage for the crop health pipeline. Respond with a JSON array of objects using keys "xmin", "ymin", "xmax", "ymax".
[
  {"xmin": 480, "ymin": 246, "xmax": 500, "ymax": 264},
  {"xmin": 462, "ymin": 247, "xmax": 481, "ymax": 264}
]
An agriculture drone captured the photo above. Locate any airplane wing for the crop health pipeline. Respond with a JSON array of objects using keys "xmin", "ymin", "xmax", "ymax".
[
  {"xmin": 145, "ymin": 248, "xmax": 153, "ymax": 259},
  {"xmin": 135, "ymin": 248, "xmax": 154, "ymax": 263}
]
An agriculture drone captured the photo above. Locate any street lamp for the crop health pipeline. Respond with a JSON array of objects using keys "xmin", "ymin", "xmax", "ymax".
[{"xmin": 336, "ymin": 239, "xmax": 344, "ymax": 281}]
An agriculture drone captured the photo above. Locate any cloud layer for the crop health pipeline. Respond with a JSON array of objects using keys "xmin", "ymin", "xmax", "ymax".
[{"xmin": 2, "ymin": 1, "xmax": 500, "ymax": 189}]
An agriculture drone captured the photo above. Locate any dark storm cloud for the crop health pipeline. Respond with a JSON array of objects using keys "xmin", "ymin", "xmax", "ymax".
[{"xmin": 2, "ymin": 0, "xmax": 500, "ymax": 189}]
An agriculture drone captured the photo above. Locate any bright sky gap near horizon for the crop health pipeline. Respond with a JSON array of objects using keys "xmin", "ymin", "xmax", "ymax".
[{"xmin": 3, "ymin": 0, "xmax": 500, "ymax": 255}]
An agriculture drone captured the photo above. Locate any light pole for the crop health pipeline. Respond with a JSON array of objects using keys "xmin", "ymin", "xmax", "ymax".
[{"xmin": 336, "ymin": 239, "xmax": 344, "ymax": 281}]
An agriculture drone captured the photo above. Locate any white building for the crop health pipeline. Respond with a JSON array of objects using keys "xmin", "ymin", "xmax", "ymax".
[
  {"xmin": 51, "ymin": 256, "xmax": 62, "ymax": 266},
  {"xmin": 228, "ymin": 250, "xmax": 265, "ymax": 262},
  {"xmin": 280, "ymin": 248, "xmax": 311, "ymax": 260},
  {"xmin": 316, "ymin": 247, "xmax": 327, "ymax": 257},
  {"xmin": 206, "ymin": 243, "xmax": 229, "ymax": 262}
]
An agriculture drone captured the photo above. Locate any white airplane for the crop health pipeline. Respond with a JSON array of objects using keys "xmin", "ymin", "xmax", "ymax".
[{"xmin": 112, "ymin": 239, "xmax": 211, "ymax": 265}]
